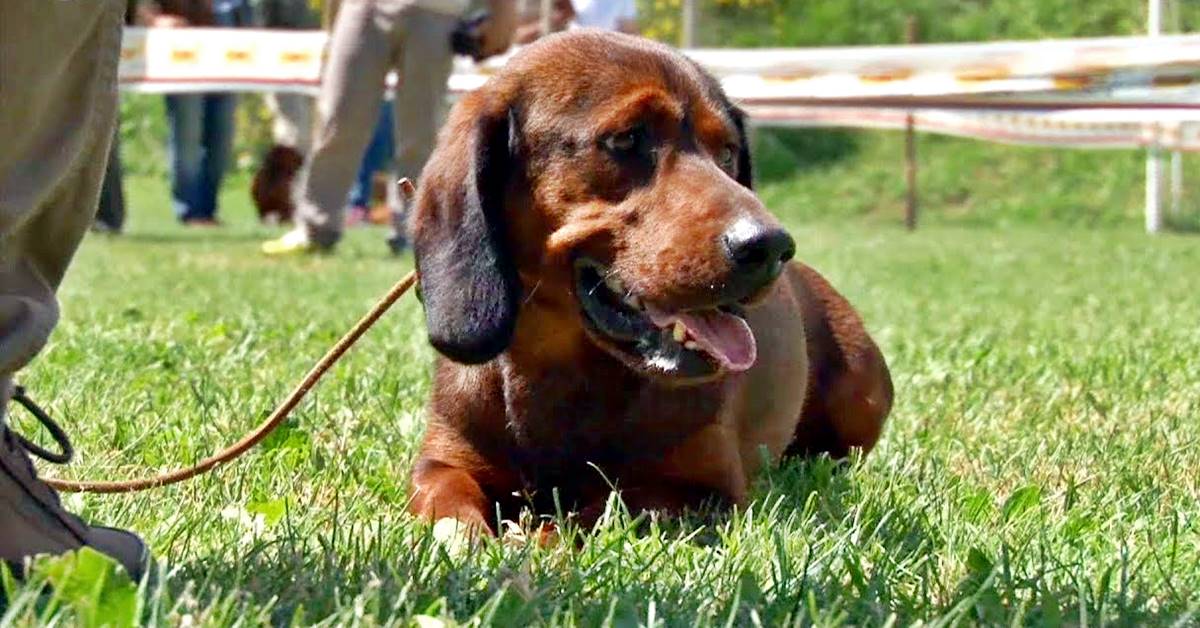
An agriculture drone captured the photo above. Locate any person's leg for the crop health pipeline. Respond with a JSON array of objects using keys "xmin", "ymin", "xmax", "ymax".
[
  {"xmin": 165, "ymin": 94, "xmax": 204, "ymax": 221},
  {"xmin": 259, "ymin": 0, "xmax": 318, "ymax": 155},
  {"xmin": 266, "ymin": 93, "xmax": 315, "ymax": 155},
  {"xmin": 185, "ymin": 0, "xmax": 245, "ymax": 224},
  {"xmin": 348, "ymin": 102, "xmax": 395, "ymax": 212},
  {"xmin": 196, "ymin": 92, "xmax": 236, "ymax": 221},
  {"xmin": 0, "ymin": 0, "xmax": 146, "ymax": 579},
  {"xmin": 284, "ymin": 0, "xmax": 396, "ymax": 249},
  {"xmin": 94, "ymin": 128, "xmax": 126, "ymax": 233},
  {"xmin": 387, "ymin": 7, "xmax": 457, "ymax": 251}
]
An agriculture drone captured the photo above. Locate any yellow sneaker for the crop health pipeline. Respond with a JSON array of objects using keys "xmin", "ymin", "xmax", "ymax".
[{"xmin": 262, "ymin": 228, "xmax": 323, "ymax": 256}]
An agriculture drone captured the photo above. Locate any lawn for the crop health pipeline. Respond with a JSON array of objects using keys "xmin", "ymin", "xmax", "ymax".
[{"xmin": 3, "ymin": 171, "xmax": 1199, "ymax": 626}]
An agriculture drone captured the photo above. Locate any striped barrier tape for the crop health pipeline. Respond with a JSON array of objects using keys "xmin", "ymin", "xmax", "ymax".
[
  {"xmin": 117, "ymin": 27, "xmax": 1200, "ymax": 150},
  {"xmin": 746, "ymin": 107, "xmax": 1200, "ymax": 150}
]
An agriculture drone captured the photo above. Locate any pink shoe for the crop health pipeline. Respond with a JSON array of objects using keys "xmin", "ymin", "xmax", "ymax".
[{"xmin": 345, "ymin": 206, "xmax": 369, "ymax": 228}]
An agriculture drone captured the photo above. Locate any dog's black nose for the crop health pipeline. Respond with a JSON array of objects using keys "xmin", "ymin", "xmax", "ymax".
[{"xmin": 722, "ymin": 221, "xmax": 795, "ymax": 290}]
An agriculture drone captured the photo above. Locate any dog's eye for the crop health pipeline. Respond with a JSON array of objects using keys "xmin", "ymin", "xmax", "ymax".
[
  {"xmin": 718, "ymin": 145, "xmax": 737, "ymax": 171},
  {"xmin": 604, "ymin": 129, "xmax": 642, "ymax": 154}
]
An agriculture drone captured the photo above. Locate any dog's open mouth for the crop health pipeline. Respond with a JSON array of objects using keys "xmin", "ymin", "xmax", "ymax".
[{"xmin": 574, "ymin": 258, "xmax": 757, "ymax": 380}]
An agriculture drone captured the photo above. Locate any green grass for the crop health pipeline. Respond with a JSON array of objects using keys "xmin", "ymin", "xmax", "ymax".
[
  {"xmin": 3, "ymin": 172, "xmax": 1200, "ymax": 625},
  {"xmin": 752, "ymin": 128, "xmax": 1200, "ymax": 231}
]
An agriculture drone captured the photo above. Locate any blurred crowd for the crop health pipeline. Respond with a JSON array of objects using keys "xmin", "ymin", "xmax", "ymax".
[{"xmin": 99, "ymin": 0, "xmax": 640, "ymax": 258}]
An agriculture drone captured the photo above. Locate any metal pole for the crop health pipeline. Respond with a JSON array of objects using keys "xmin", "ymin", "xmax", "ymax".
[
  {"xmin": 680, "ymin": 0, "xmax": 696, "ymax": 48},
  {"xmin": 1146, "ymin": 0, "xmax": 1164, "ymax": 233}
]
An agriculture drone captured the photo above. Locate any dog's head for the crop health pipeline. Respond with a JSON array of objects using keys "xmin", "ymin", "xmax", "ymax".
[{"xmin": 411, "ymin": 30, "xmax": 794, "ymax": 383}]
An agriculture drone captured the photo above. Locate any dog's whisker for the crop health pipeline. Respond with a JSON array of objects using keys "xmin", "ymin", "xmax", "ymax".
[{"xmin": 523, "ymin": 280, "xmax": 543, "ymax": 305}]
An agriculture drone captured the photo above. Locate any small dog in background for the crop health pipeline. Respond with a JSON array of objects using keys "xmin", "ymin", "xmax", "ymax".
[{"xmin": 251, "ymin": 144, "xmax": 303, "ymax": 225}]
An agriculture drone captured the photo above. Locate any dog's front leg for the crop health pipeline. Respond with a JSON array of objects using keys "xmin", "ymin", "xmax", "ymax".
[
  {"xmin": 408, "ymin": 421, "xmax": 512, "ymax": 536},
  {"xmin": 408, "ymin": 457, "xmax": 495, "ymax": 533}
]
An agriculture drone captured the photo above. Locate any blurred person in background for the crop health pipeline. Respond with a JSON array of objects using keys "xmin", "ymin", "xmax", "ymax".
[
  {"xmin": 515, "ymin": 0, "xmax": 638, "ymax": 44},
  {"xmin": 259, "ymin": 0, "xmax": 320, "ymax": 157},
  {"xmin": 94, "ymin": 132, "xmax": 127, "ymax": 234},
  {"xmin": 94, "ymin": 0, "xmax": 140, "ymax": 234},
  {"xmin": 249, "ymin": 3, "xmax": 405, "ymax": 230},
  {"xmin": 570, "ymin": 0, "xmax": 638, "ymax": 33},
  {"xmin": 139, "ymin": 0, "xmax": 254, "ymax": 227},
  {"xmin": 345, "ymin": 100, "xmax": 396, "ymax": 227},
  {"xmin": 262, "ymin": 0, "xmax": 518, "ymax": 256},
  {"xmin": 514, "ymin": 0, "xmax": 573, "ymax": 43},
  {"xmin": 250, "ymin": 0, "xmax": 320, "ymax": 225}
]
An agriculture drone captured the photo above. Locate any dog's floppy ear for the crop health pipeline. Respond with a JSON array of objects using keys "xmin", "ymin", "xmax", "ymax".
[
  {"xmin": 410, "ymin": 91, "xmax": 521, "ymax": 364},
  {"xmin": 730, "ymin": 106, "xmax": 754, "ymax": 190}
]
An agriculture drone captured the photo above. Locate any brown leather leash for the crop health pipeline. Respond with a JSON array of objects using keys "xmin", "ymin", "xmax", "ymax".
[{"xmin": 41, "ymin": 180, "xmax": 421, "ymax": 494}]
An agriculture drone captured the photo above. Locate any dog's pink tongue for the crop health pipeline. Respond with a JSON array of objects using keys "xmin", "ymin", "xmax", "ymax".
[
  {"xmin": 679, "ymin": 310, "xmax": 757, "ymax": 371},
  {"xmin": 649, "ymin": 307, "xmax": 757, "ymax": 372}
]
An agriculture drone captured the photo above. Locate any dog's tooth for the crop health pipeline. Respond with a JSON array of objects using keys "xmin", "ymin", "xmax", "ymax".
[
  {"xmin": 672, "ymin": 320, "xmax": 686, "ymax": 342},
  {"xmin": 623, "ymin": 293, "xmax": 641, "ymax": 309},
  {"xmin": 684, "ymin": 340, "xmax": 699, "ymax": 350}
]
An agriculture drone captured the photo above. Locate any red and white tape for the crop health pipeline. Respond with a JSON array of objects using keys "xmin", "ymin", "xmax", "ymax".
[{"xmin": 118, "ymin": 27, "xmax": 1200, "ymax": 150}]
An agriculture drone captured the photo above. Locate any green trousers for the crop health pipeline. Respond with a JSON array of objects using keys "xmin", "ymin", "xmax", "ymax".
[{"xmin": 0, "ymin": 0, "xmax": 123, "ymax": 422}]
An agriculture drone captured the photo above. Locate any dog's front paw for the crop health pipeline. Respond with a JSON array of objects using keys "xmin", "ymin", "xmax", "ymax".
[{"xmin": 429, "ymin": 517, "xmax": 484, "ymax": 556}]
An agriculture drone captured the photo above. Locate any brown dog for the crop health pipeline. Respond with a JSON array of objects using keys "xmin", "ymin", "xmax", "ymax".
[
  {"xmin": 251, "ymin": 144, "xmax": 303, "ymax": 224},
  {"xmin": 407, "ymin": 30, "xmax": 893, "ymax": 533}
]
